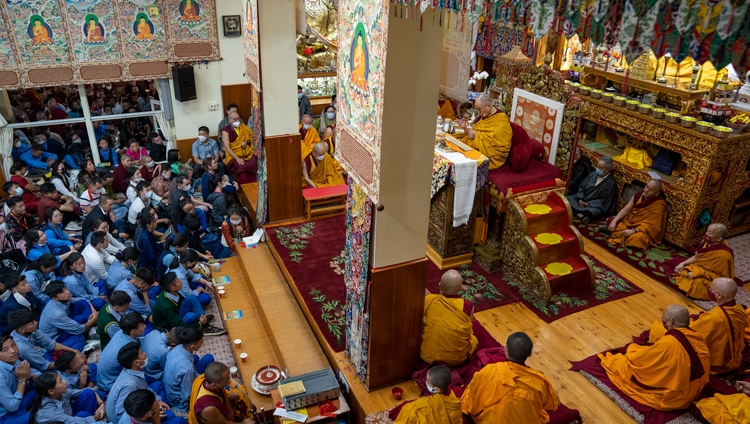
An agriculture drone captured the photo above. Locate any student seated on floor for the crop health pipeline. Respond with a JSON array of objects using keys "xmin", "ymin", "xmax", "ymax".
[
  {"xmin": 0, "ymin": 275, "xmax": 45, "ymax": 336},
  {"xmin": 140, "ymin": 327, "xmax": 180, "ymax": 384},
  {"xmin": 24, "ymin": 229, "xmax": 76, "ymax": 269},
  {"xmin": 221, "ymin": 205, "xmax": 253, "ymax": 256},
  {"xmin": 22, "ymin": 255, "xmax": 58, "ymax": 304},
  {"xmin": 54, "ymin": 351, "xmax": 97, "ymax": 390},
  {"xmin": 38, "ymin": 283, "xmax": 97, "ymax": 352},
  {"xmin": 152, "ymin": 273, "xmax": 224, "ymax": 337},
  {"xmin": 180, "ymin": 214, "xmax": 231, "ymax": 260},
  {"xmin": 96, "ymin": 291, "xmax": 132, "ymax": 350},
  {"xmin": 121, "ymin": 389, "xmax": 173, "ymax": 424},
  {"xmin": 107, "ymin": 247, "xmax": 141, "ymax": 291},
  {"xmin": 85, "ymin": 218, "xmax": 127, "ymax": 258},
  {"xmin": 42, "ymin": 209, "xmax": 82, "ymax": 255},
  {"xmin": 0, "ymin": 336, "xmax": 38, "ymax": 424},
  {"xmin": 164, "ymin": 327, "xmax": 215, "ymax": 413},
  {"xmin": 158, "ymin": 233, "xmax": 191, "ymax": 280},
  {"xmin": 163, "ymin": 251, "xmax": 212, "ymax": 307},
  {"xmin": 96, "ymin": 313, "xmax": 147, "ymax": 392},
  {"xmin": 60, "ymin": 253, "xmax": 107, "ymax": 311},
  {"xmin": 81, "ymin": 231, "xmax": 116, "ymax": 287},
  {"xmin": 9, "ymin": 309, "xmax": 79, "ymax": 372},
  {"xmin": 114, "ymin": 268, "xmax": 158, "ymax": 319},
  {"xmin": 136, "ymin": 212, "xmax": 164, "ymax": 274},
  {"xmin": 28, "ymin": 371, "xmax": 107, "ymax": 424}
]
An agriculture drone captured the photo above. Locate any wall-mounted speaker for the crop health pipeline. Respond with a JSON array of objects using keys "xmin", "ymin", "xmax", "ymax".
[{"xmin": 172, "ymin": 65, "xmax": 196, "ymax": 102}]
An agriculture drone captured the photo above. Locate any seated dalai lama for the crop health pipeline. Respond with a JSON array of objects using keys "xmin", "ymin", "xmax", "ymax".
[
  {"xmin": 394, "ymin": 366, "xmax": 462, "ymax": 424},
  {"xmin": 302, "ymin": 142, "xmax": 344, "ymax": 188},
  {"xmin": 601, "ymin": 179, "xmax": 667, "ymax": 250},
  {"xmin": 461, "ymin": 332, "xmax": 559, "ymax": 423},
  {"xmin": 599, "ymin": 305, "xmax": 710, "ymax": 411},
  {"xmin": 457, "ymin": 94, "xmax": 512, "ymax": 171},
  {"xmin": 299, "ymin": 114, "xmax": 320, "ymax": 159},
  {"xmin": 648, "ymin": 278, "xmax": 747, "ymax": 376},
  {"xmin": 566, "ymin": 156, "xmax": 618, "ymax": 224},
  {"xmin": 694, "ymin": 380, "xmax": 750, "ymax": 423},
  {"xmin": 421, "ymin": 270, "xmax": 477, "ymax": 366},
  {"xmin": 673, "ymin": 223, "xmax": 736, "ymax": 300}
]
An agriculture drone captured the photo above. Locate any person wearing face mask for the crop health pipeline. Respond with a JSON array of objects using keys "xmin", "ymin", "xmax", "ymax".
[
  {"xmin": 220, "ymin": 112, "xmax": 256, "ymax": 184},
  {"xmin": 150, "ymin": 168, "xmax": 172, "ymax": 201},
  {"xmin": 298, "ymin": 85, "xmax": 312, "ymax": 120},
  {"xmin": 299, "ymin": 114, "xmax": 321, "ymax": 157},
  {"xmin": 566, "ymin": 156, "xmax": 618, "ymax": 224},
  {"xmin": 647, "ymin": 278, "xmax": 747, "ymax": 376},
  {"xmin": 456, "ymin": 93, "xmax": 512, "ymax": 171},
  {"xmin": 106, "ymin": 247, "xmax": 140, "ymax": 291},
  {"xmin": 163, "ymin": 327, "xmax": 216, "ymax": 412},
  {"xmin": 302, "ymin": 142, "xmax": 344, "ymax": 189},
  {"xmin": 217, "ymin": 104, "xmax": 244, "ymax": 136},
  {"xmin": 127, "ymin": 181, "xmax": 155, "ymax": 233},
  {"xmin": 4, "ymin": 180, "xmax": 39, "ymax": 218},
  {"xmin": 671, "ymin": 223, "xmax": 736, "ymax": 300},
  {"xmin": 96, "ymin": 313, "xmax": 147, "ymax": 392},
  {"xmin": 37, "ymin": 183, "xmax": 81, "ymax": 229},
  {"xmin": 11, "ymin": 135, "xmax": 31, "ymax": 162},
  {"xmin": 313, "ymin": 105, "xmax": 336, "ymax": 137},
  {"xmin": 219, "ymin": 205, "xmax": 252, "ymax": 256},
  {"xmin": 392, "ymin": 366, "xmax": 461, "ymax": 424},
  {"xmin": 107, "ymin": 342, "xmax": 184, "ymax": 424},
  {"xmin": 20, "ymin": 143, "xmax": 57, "ymax": 174},
  {"xmin": 139, "ymin": 156, "xmax": 160, "ymax": 183},
  {"xmin": 192, "ymin": 126, "xmax": 222, "ymax": 178},
  {"xmin": 115, "ymin": 268, "xmax": 159, "ymax": 321},
  {"xmin": 592, "ymin": 305, "xmax": 710, "ymax": 412},
  {"xmin": 126, "ymin": 167, "xmax": 146, "ymax": 205},
  {"xmin": 462, "ymin": 332, "xmax": 559, "ymax": 423}
]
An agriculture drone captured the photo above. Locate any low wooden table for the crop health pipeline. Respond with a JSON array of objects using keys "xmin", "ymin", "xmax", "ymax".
[
  {"xmin": 302, "ymin": 184, "xmax": 347, "ymax": 220},
  {"xmin": 270, "ymin": 389, "xmax": 350, "ymax": 423}
]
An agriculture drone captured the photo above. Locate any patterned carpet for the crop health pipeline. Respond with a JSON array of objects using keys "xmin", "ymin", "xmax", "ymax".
[{"xmin": 726, "ymin": 232, "xmax": 750, "ymax": 283}]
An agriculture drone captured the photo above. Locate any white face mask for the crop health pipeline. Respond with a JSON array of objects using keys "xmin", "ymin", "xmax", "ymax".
[
  {"xmin": 303, "ymin": 123, "xmax": 311, "ymax": 130},
  {"xmin": 147, "ymin": 161, "xmax": 154, "ymax": 167},
  {"xmin": 14, "ymin": 187, "xmax": 23, "ymax": 196},
  {"xmin": 232, "ymin": 121, "xmax": 240, "ymax": 128},
  {"xmin": 426, "ymin": 381, "xmax": 439, "ymax": 394},
  {"xmin": 145, "ymin": 191, "xmax": 153, "ymax": 199},
  {"xmin": 230, "ymin": 219, "xmax": 241, "ymax": 225},
  {"xmin": 315, "ymin": 154, "xmax": 325, "ymax": 161},
  {"xmin": 198, "ymin": 135, "xmax": 207, "ymax": 142},
  {"xmin": 133, "ymin": 178, "xmax": 143, "ymax": 183},
  {"xmin": 72, "ymin": 138, "xmax": 81, "ymax": 144},
  {"xmin": 140, "ymin": 357, "xmax": 149, "ymax": 368},
  {"xmin": 326, "ymin": 112, "xmax": 335, "ymax": 119},
  {"xmin": 14, "ymin": 142, "xmax": 21, "ymax": 148}
]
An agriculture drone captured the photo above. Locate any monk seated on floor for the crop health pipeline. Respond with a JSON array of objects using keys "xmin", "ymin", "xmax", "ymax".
[
  {"xmin": 437, "ymin": 94, "xmax": 457, "ymax": 121},
  {"xmin": 300, "ymin": 114, "xmax": 321, "ymax": 158},
  {"xmin": 694, "ymin": 380, "xmax": 750, "ymax": 423},
  {"xmin": 302, "ymin": 142, "xmax": 344, "ymax": 188},
  {"xmin": 600, "ymin": 305, "xmax": 710, "ymax": 411},
  {"xmin": 456, "ymin": 94, "xmax": 512, "ymax": 171},
  {"xmin": 673, "ymin": 223, "xmax": 736, "ymax": 300},
  {"xmin": 566, "ymin": 156, "xmax": 618, "ymax": 224},
  {"xmin": 394, "ymin": 366, "xmax": 461, "ymax": 424},
  {"xmin": 601, "ymin": 179, "xmax": 667, "ymax": 250},
  {"xmin": 648, "ymin": 278, "xmax": 747, "ymax": 375},
  {"xmin": 421, "ymin": 270, "xmax": 477, "ymax": 366},
  {"xmin": 461, "ymin": 332, "xmax": 559, "ymax": 423}
]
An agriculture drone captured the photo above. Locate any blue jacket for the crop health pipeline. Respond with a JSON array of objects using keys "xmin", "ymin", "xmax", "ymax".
[
  {"xmin": 136, "ymin": 230, "xmax": 162, "ymax": 272},
  {"xmin": 0, "ymin": 292, "xmax": 44, "ymax": 335},
  {"xmin": 20, "ymin": 150, "xmax": 57, "ymax": 171},
  {"xmin": 42, "ymin": 222, "xmax": 75, "ymax": 255},
  {"xmin": 98, "ymin": 147, "xmax": 118, "ymax": 165}
]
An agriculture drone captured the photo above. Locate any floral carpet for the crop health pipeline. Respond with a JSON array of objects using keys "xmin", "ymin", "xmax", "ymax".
[
  {"xmin": 726, "ymin": 232, "xmax": 750, "ymax": 283},
  {"xmin": 268, "ymin": 215, "xmax": 646, "ymax": 351}
]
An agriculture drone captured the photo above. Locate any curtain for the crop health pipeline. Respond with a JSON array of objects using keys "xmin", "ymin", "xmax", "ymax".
[{"xmin": 0, "ymin": 114, "xmax": 12, "ymax": 181}]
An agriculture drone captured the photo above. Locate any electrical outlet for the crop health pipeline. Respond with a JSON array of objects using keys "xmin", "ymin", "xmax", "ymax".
[{"xmin": 208, "ymin": 102, "xmax": 219, "ymax": 111}]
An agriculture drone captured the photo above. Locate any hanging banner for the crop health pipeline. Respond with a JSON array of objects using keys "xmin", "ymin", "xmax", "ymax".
[
  {"xmin": 440, "ymin": 10, "xmax": 473, "ymax": 102},
  {"xmin": 242, "ymin": 0, "xmax": 260, "ymax": 90},
  {"xmin": 335, "ymin": 0, "xmax": 389, "ymax": 204}
]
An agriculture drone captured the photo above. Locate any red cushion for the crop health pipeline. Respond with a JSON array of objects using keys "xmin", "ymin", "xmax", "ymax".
[
  {"xmin": 487, "ymin": 159, "xmax": 564, "ymax": 195},
  {"xmin": 530, "ymin": 139, "xmax": 545, "ymax": 161},
  {"xmin": 508, "ymin": 121, "xmax": 534, "ymax": 172}
]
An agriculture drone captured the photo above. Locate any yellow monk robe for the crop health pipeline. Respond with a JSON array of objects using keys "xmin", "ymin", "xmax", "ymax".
[
  {"xmin": 460, "ymin": 111, "xmax": 512, "ymax": 171},
  {"xmin": 648, "ymin": 302, "xmax": 747, "ymax": 375},
  {"xmin": 461, "ymin": 361, "xmax": 559, "ymax": 424},
  {"xmin": 304, "ymin": 153, "xmax": 344, "ymax": 187},
  {"xmin": 321, "ymin": 136, "xmax": 344, "ymax": 176},
  {"xmin": 608, "ymin": 191, "xmax": 667, "ymax": 250},
  {"xmin": 394, "ymin": 392, "xmax": 462, "ymax": 424},
  {"xmin": 695, "ymin": 393, "xmax": 750, "ymax": 424},
  {"xmin": 421, "ymin": 294, "xmax": 477, "ymax": 366},
  {"xmin": 299, "ymin": 124, "xmax": 321, "ymax": 151},
  {"xmin": 746, "ymin": 307, "xmax": 750, "ymax": 344},
  {"xmin": 222, "ymin": 123, "xmax": 254, "ymax": 165},
  {"xmin": 438, "ymin": 99, "xmax": 457, "ymax": 120},
  {"xmin": 599, "ymin": 327, "xmax": 710, "ymax": 411},
  {"xmin": 188, "ymin": 374, "xmax": 253, "ymax": 424},
  {"xmin": 676, "ymin": 242, "xmax": 736, "ymax": 300}
]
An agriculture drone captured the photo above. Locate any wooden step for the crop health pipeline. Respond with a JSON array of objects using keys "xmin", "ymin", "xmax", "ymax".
[
  {"xmin": 523, "ymin": 202, "xmax": 569, "ymax": 234},
  {"xmin": 541, "ymin": 256, "xmax": 590, "ymax": 293},
  {"xmin": 529, "ymin": 229, "xmax": 581, "ymax": 265}
]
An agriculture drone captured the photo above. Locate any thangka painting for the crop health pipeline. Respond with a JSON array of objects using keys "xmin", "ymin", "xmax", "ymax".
[
  {"xmin": 440, "ymin": 10, "xmax": 472, "ymax": 102},
  {"xmin": 3, "ymin": 0, "xmax": 70, "ymax": 67},
  {"xmin": 242, "ymin": 0, "xmax": 260, "ymax": 90},
  {"xmin": 119, "ymin": 0, "xmax": 169, "ymax": 62},
  {"xmin": 510, "ymin": 89, "xmax": 565, "ymax": 165},
  {"xmin": 0, "ymin": 12, "xmax": 16, "ymax": 73},
  {"xmin": 335, "ymin": 0, "xmax": 389, "ymax": 204},
  {"xmin": 65, "ymin": 0, "xmax": 120, "ymax": 64},
  {"xmin": 167, "ymin": 0, "xmax": 219, "ymax": 61}
]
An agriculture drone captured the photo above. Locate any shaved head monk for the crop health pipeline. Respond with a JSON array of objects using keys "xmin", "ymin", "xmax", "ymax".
[
  {"xmin": 420, "ymin": 270, "xmax": 477, "ymax": 366},
  {"xmin": 695, "ymin": 379, "xmax": 750, "ymax": 422},
  {"xmin": 302, "ymin": 142, "xmax": 344, "ymax": 189},
  {"xmin": 600, "ymin": 304, "xmax": 710, "ymax": 411},
  {"xmin": 456, "ymin": 94, "xmax": 512, "ymax": 170},
  {"xmin": 299, "ymin": 114, "xmax": 321, "ymax": 158},
  {"xmin": 221, "ymin": 111, "xmax": 256, "ymax": 184},
  {"xmin": 437, "ymin": 94, "xmax": 457, "ymax": 121},
  {"xmin": 675, "ymin": 223, "xmax": 735, "ymax": 300},
  {"xmin": 649, "ymin": 278, "xmax": 747, "ymax": 375},
  {"xmin": 394, "ymin": 366, "xmax": 461, "ymax": 424},
  {"xmin": 462, "ymin": 332, "xmax": 559, "ymax": 423},
  {"xmin": 602, "ymin": 179, "xmax": 667, "ymax": 250}
]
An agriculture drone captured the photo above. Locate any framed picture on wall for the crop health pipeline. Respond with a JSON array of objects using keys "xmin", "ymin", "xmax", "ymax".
[
  {"xmin": 223, "ymin": 15, "xmax": 241, "ymax": 37},
  {"xmin": 510, "ymin": 88, "xmax": 565, "ymax": 165}
]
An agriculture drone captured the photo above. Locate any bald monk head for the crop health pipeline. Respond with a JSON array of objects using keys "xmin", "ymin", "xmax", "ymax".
[
  {"xmin": 662, "ymin": 304, "xmax": 690, "ymax": 331},
  {"xmin": 312, "ymin": 142, "xmax": 327, "ymax": 158},
  {"xmin": 709, "ymin": 277, "xmax": 737, "ymax": 305},
  {"xmin": 643, "ymin": 179, "xmax": 662, "ymax": 199},
  {"xmin": 228, "ymin": 111, "xmax": 240, "ymax": 126},
  {"xmin": 439, "ymin": 270, "xmax": 463, "ymax": 296},
  {"xmin": 705, "ymin": 223, "xmax": 728, "ymax": 245},
  {"xmin": 474, "ymin": 94, "xmax": 496, "ymax": 118},
  {"xmin": 426, "ymin": 366, "xmax": 451, "ymax": 395},
  {"xmin": 301, "ymin": 114, "xmax": 313, "ymax": 127},
  {"xmin": 506, "ymin": 332, "xmax": 534, "ymax": 364}
]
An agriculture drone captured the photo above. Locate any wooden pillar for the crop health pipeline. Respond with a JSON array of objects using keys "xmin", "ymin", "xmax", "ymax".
[{"xmin": 265, "ymin": 134, "xmax": 304, "ymax": 222}]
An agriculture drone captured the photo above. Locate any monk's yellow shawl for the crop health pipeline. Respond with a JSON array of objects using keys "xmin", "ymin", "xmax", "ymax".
[
  {"xmin": 609, "ymin": 193, "xmax": 667, "ymax": 250},
  {"xmin": 395, "ymin": 393, "xmax": 462, "ymax": 424},
  {"xmin": 460, "ymin": 112, "xmax": 512, "ymax": 171},
  {"xmin": 695, "ymin": 393, "xmax": 750, "ymax": 423},
  {"xmin": 300, "ymin": 124, "xmax": 321, "ymax": 150},
  {"xmin": 676, "ymin": 243, "xmax": 735, "ymax": 300},
  {"xmin": 421, "ymin": 294, "xmax": 477, "ymax": 366},
  {"xmin": 438, "ymin": 100, "xmax": 457, "ymax": 121},
  {"xmin": 188, "ymin": 374, "xmax": 252, "ymax": 424},
  {"xmin": 223, "ymin": 123, "xmax": 254, "ymax": 165},
  {"xmin": 305, "ymin": 153, "xmax": 344, "ymax": 188}
]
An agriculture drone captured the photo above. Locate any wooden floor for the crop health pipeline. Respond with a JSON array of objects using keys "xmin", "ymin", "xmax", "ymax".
[{"xmin": 219, "ymin": 213, "xmax": 705, "ymax": 423}]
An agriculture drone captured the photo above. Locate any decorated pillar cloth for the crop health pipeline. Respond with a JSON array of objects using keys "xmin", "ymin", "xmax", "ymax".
[
  {"xmin": 248, "ymin": 85, "xmax": 267, "ymax": 226},
  {"xmin": 241, "ymin": 0, "xmax": 261, "ymax": 91},
  {"xmin": 0, "ymin": 0, "xmax": 219, "ymax": 88},
  {"xmin": 343, "ymin": 177, "xmax": 373, "ymax": 380}
]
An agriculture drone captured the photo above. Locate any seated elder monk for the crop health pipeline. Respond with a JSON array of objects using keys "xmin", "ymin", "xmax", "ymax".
[
  {"xmin": 221, "ymin": 111, "xmax": 256, "ymax": 184},
  {"xmin": 456, "ymin": 94, "xmax": 512, "ymax": 171},
  {"xmin": 299, "ymin": 114, "xmax": 320, "ymax": 158},
  {"xmin": 461, "ymin": 332, "xmax": 559, "ymax": 423},
  {"xmin": 599, "ymin": 304, "xmax": 709, "ymax": 411},
  {"xmin": 394, "ymin": 366, "xmax": 461, "ymax": 424},
  {"xmin": 694, "ymin": 380, "xmax": 750, "ymax": 423},
  {"xmin": 648, "ymin": 278, "xmax": 747, "ymax": 375},
  {"xmin": 566, "ymin": 156, "xmax": 618, "ymax": 224},
  {"xmin": 302, "ymin": 142, "xmax": 344, "ymax": 188},
  {"xmin": 437, "ymin": 94, "xmax": 457, "ymax": 121},
  {"xmin": 420, "ymin": 270, "xmax": 477, "ymax": 366},
  {"xmin": 674, "ymin": 223, "xmax": 735, "ymax": 300},
  {"xmin": 602, "ymin": 179, "xmax": 666, "ymax": 250}
]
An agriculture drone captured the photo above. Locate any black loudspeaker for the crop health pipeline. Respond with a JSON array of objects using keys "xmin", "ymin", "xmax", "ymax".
[{"xmin": 172, "ymin": 65, "xmax": 196, "ymax": 102}]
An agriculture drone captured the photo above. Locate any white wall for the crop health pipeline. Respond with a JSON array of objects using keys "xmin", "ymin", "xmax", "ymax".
[{"xmin": 170, "ymin": 0, "xmax": 247, "ymax": 140}]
